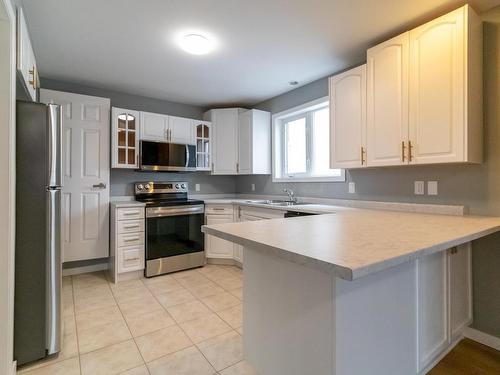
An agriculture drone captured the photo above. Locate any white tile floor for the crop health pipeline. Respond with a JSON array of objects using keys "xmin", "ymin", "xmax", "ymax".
[{"xmin": 17, "ymin": 265, "xmax": 258, "ymax": 375}]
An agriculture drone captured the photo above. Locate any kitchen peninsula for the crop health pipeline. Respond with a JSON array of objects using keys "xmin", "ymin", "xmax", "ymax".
[{"xmin": 202, "ymin": 208, "xmax": 500, "ymax": 375}]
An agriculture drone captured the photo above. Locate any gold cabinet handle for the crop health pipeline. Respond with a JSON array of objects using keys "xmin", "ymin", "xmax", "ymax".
[
  {"xmin": 408, "ymin": 140, "xmax": 413, "ymax": 162},
  {"xmin": 360, "ymin": 146, "xmax": 366, "ymax": 165},
  {"xmin": 401, "ymin": 141, "xmax": 406, "ymax": 162},
  {"xmin": 28, "ymin": 66, "xmax": 35, "ymax": 88}
]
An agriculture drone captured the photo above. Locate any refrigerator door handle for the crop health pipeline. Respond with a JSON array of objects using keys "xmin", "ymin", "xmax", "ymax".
[
  {"xmin": 47, "ymin": 104, "xmax": 62, "ymax": 187},
  {"xmin": 46, "ymin": 188, "xmax": 62, "ymax": 355}
]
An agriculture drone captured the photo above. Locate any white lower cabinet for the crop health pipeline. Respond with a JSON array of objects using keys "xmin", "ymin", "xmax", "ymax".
[
  {"xmin": 417, "ymin": 243, "xmax": 472, "ymax": 372},
  {"xmin": 205, "ymin": 204, "xmax": 285, "ymax": 264},
  {"xmin": 110, "ymin": 204, "xmax": 145, "ymax": 283},
  {"xmin": 205, "ymin": 204, "xmax": 235, "ymax": 259}
]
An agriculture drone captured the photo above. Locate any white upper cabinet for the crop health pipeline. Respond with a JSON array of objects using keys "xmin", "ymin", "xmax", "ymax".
[
  {"xmin": 329, "ymin": 65, "xmax": 367, "ymax": 169},
  {"xmin": 238, "ymin": 109, "xmax": 271, "ymax": 174},
  {"xmin": 112, "ymin": 108, "xmax": 140, "ymax": 169},
  {"xmin": 194, "ymin": 120, "xmax": 212, "ymax": 171},
  {"xmin": 204, "ymin": 108, "xmax": 240, "ymax": 174},
  {"xmin": 367, "ymin": 32, "xmax": 409, "ymax": 167},
  {"xmin": 204, "ymin": 108, "xmax": 271, "ymax": 175},
  {"xmin": 408, "ymin": 5, "xmax": 482, "ymax": 164},
  {"xmin": 334, "ymin": 5, "xmax": 482, "ymax": 169},
  {"xmin": 17, "ymin": 7, "xmax": 38, "ymax": 102},
  {"xmin": 168, "ymin": 116, "xmax": 195, "ymax": 144},
  {"xmin": 140, "ymin": 111, "xmax": 168, "ymax": 141}
]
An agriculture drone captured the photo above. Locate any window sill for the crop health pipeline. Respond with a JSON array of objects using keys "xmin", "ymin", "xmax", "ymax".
[{"xmin": 272, "ymin": 175, "xmax": 346, "ymax": 183}]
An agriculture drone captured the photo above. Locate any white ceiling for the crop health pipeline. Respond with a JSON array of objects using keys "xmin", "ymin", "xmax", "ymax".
[{"xmin": 21, "ymin": 0, "xmax": 499, "ymax": 107}]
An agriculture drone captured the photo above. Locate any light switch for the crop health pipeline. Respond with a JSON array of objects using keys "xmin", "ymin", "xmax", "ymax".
[
  {"xmin": 348, "ymin": 182, "xmax": 355, "ymax": 194},
  {"xmin": 428, "ymin": 181, "xmax": 438, "ymax": 195},
  {"xmin": 195, "ymin": 183, "xmax": 200, "ymax": 192},
  {"xmin": 251, "ymin": 183, "xmax": 255, "ymax": 191},
  {"xmin": 414, "ymin": 181, "xmax": 424, "ymax": 195}
]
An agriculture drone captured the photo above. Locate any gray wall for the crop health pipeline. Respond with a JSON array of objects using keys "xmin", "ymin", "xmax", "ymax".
[
  {"xmin": 110, "ymin": 170, "xmax": 235, "ymax": 197},
  {"xmin": 240, "ymin": 7, "xmax": 500, "ymax": 339},
  {"xmin": 41, "ymin": 78, "xmax": 237, "ymax": 197}
]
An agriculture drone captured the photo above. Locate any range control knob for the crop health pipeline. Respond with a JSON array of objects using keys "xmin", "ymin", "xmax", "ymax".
[
  {"xmin": 137, "ymin": 184, "xmax": 144, "ymax": 191},
  {"xmin": 175, "ymin": 184, "xmax": 180, "ymax": 189},
  {"xmin": 181, "ymin": 184, "xmax": 186, "ymax": 189},
  {"xmin": 144, "ymin": 183, "xmax": 150, "ymax": 190}
]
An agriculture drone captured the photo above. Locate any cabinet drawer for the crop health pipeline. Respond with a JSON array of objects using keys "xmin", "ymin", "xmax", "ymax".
[
  {"xmin": 117, "ymin": 207, "xmax": 144, "ymax": 220},
  {"xmin": 118, "ymin": 245, "xmax": 144, "ymax": 273},
  {"xmin": 117, "ymin": 219, "xmax": 144, "ymax": 234},
  {"xmin": 117, "ymin": 232, "xmax": 144, "ymax": 247},
  {"xmin": 205, "ymin": 204, "xmax": 233, "ymax": 214}
]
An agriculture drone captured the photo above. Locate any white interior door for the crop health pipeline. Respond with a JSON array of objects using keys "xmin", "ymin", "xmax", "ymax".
[
  {"xmin": 367, "ymin": 33, "xmax": 409, "ymax": 167},
  {"xmin": 41, "ymin": 89, "xmax": 110, "ymax": 262}
]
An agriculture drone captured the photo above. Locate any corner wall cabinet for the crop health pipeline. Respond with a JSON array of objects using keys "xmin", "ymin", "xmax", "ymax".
[
  {"xmin": 112, "ymin": 108, "xmax": 140, "ymax": 168},
  {"xmin": 331, "ymin": 5, "xmax": 482, "ymax": 169},
  {"xmin": 194, "ymin": 120, "xmax": 212, "ymax": 171},
  {"xmin": 17, "ymin": 7, "xmax": 39, "ymax": 102},
  {"xmin": 204, "ymin": 108, "xmax": 271, "ymax": 175}
]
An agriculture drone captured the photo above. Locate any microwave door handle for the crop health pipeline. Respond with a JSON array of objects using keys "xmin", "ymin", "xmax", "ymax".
[{"xmin": 185, "ymin": 144, "xmax": 189, "ymax": 168}]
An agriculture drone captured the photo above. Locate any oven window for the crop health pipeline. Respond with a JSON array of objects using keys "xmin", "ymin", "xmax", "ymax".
[{"xmin": 146, "ymin": 213, "xmax": 204, "ymax": 260}]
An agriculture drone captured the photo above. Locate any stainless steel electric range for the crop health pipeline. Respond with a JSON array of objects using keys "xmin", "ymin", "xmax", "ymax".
[{"xmin": 134, "ymin": 181, "xmax": 205, "ymax": 277}]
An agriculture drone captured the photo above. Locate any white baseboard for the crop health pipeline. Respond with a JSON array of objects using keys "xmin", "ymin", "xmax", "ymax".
[
  {"xmin": 463, "ymin": 327, "xmax": 500, "ymax": 351},
  {"xmin": 10, "ymin": 361, "xmax": 16, "ymax": 375},
  {"xmin": 62, "ymin": 262, "xmax": 108, "ymax": 276}
]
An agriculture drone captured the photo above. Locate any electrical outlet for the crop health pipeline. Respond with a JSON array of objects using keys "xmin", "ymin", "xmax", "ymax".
[
  {"xmin": 348, "ymin": 182, "xmax": 355, "ymax": 194},
  {"xmin": 251, "ymin": 183, "xmax": 255, "ymax": 191},
  {"xmin": 195, "ymin": 183, "xmax": 200, "ymax": 192},
  {"xmin": 414, "ymin": 181, "xmax": 424, "ymax": 195},
  {"xmin": 427, "ymin": 181, "xmax": 438, "ymax": 195}
]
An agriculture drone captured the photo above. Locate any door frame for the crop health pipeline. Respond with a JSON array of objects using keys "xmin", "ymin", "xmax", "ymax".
[{"xmin": 0, "ymin": 0, "xmax": 17, "ymax": 373}]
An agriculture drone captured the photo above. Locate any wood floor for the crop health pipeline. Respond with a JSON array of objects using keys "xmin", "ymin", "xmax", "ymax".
[{"xmin": 429, "ymin": 338, "xmax": 500, "ymax": 374}]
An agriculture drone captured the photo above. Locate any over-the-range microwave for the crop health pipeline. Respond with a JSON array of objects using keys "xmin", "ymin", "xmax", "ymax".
[{"xmin": 139, "ymin": 140, "xmax": 196, "ymax": 172}]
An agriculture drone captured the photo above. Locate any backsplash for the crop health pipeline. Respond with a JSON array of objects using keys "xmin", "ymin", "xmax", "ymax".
[{"xmin": 110, "ymin": 169, "xmax": 236, "ymax": 196}]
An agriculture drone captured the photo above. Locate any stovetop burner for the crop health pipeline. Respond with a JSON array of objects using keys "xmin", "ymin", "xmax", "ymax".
[{"xmin": 133, "ymin": 181, "xmax": 203, "ymax": 207}]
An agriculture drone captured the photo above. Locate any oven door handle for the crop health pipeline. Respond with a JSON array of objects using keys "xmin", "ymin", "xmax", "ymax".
[{"xmin": 146, "ymin": 205, "xmax": 205, "ymax": 218}]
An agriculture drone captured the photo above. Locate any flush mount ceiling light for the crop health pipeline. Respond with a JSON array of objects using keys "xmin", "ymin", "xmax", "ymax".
[{"xmin": 178, "ymin": 33, "xmax": 214, "ymax": 55}]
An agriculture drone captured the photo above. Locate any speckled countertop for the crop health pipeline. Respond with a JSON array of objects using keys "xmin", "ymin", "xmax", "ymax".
[{"xmin": 202, "ymin": 208, "xmax": 500, "ymax": 280}]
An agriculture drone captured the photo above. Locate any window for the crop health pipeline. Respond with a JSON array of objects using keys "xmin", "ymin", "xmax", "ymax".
[{"xmin": 272, "ymin": 97, "xmax": 344, "ymax": 182}]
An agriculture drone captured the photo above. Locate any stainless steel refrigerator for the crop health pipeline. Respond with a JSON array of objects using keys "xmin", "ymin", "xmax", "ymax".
[{"xmin": 15, "ymin": 101, "xmax": 62, "ymax": 365}]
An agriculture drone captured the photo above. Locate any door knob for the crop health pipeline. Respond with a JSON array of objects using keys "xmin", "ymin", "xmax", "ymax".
[{"xmin": 93, "ymin": 182, "xmax": 106, "ymax": 189}]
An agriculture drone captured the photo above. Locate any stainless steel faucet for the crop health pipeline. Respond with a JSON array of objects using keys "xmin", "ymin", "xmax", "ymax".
[{"xmin": 283, "ymin": 188, "xmax": 297, "ymax": 203}]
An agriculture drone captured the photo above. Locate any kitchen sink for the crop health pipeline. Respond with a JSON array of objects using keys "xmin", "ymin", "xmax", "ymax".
[{"xmin": 244, "ymin": 199, "xmax": 310, "ymax": 206}]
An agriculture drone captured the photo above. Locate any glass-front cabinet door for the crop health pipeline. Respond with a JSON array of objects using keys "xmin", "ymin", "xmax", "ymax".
[
  {"xmin": 194, "ymin": 121, "xmax": 211, "ymax": 171},
  {"xmin": 112, "ymin": 107, "xmax": 140, "ymax": 168}
]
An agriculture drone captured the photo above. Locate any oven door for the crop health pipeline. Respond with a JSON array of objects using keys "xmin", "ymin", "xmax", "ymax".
[
  {"xmin": 145, "ymin": 205, "xmax": 205, "ymax": 276},
  {"xmin": 140, "ymin": 140, "xmax": 196, "ymax": 171}
]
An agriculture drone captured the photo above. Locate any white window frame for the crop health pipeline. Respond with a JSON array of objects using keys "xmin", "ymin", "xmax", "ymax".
[{"xmin": 272, "ymin": 96, "xmax": 345, "ymax": 182}]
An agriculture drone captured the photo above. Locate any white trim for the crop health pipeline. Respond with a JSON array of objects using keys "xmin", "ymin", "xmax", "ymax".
[
  {"xmin": 62, "ymin": 262, "xmax": 109, "ymax": 276},
  {"xmin": 418, "ymin": 333, "xmax": 463, "ymax": 375},
  {"xmin": 0, "ymin": 0, "xmax": 16, "ymax": 374},
  {"xmin": 271, "ymin": 96, "xmax": 346, "ymax": 183},
  {"xmin": 463, "ymin": 327, "xmax": 500, "ymax": 351}
]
